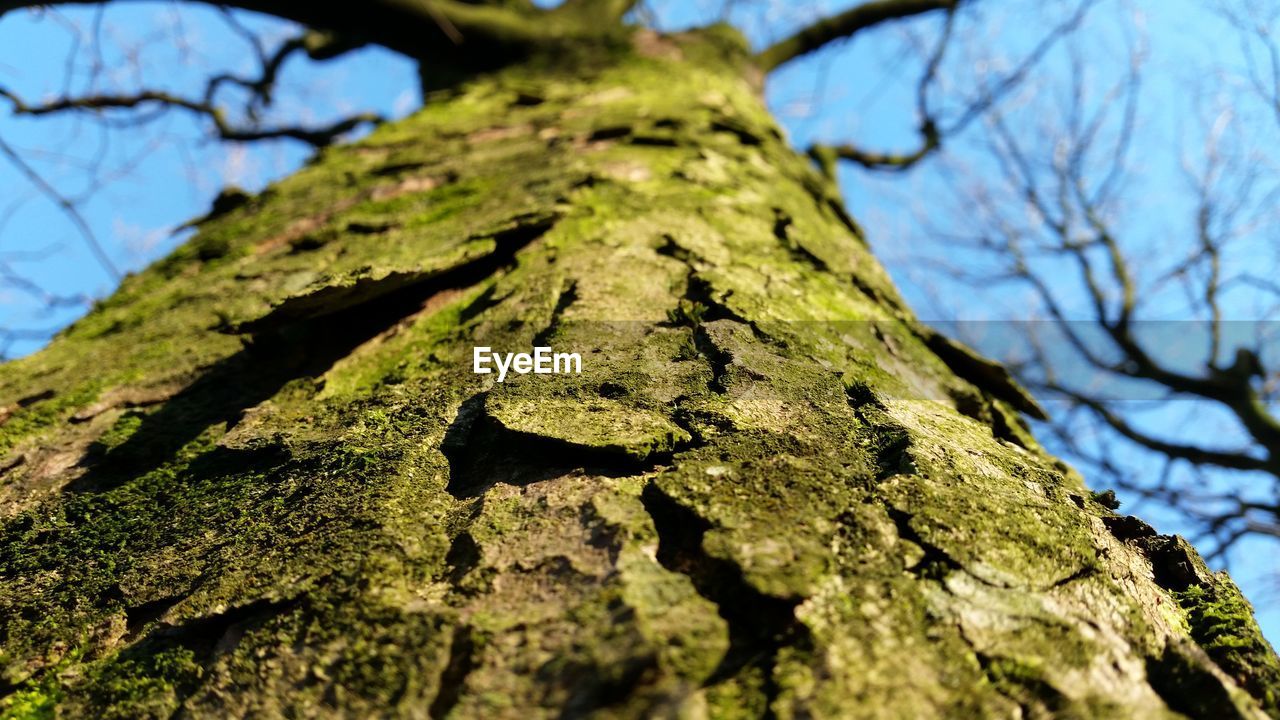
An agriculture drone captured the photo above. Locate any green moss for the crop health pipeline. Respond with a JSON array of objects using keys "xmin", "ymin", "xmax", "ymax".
[
  {"xmin": 0, "ymin": 24, "xmax": 1273, "ymax": 719},
  {"xmin": 0, "ymin": 382, "xmax": 102, "ymax": 457},
  {"xmin": 0, "ymin": 688, "xmax": 57, "ymax": 720},
  {"xmin": 1176, "ymin": 576, "xmax": 1280, "ymax": 716},
  {"xmin": 95, "ymin": 411, "xmax": 145, "ymax": 451},
  {"xmin": 77, "ymin": 646, "xmax": 202, "ymax": 720}
]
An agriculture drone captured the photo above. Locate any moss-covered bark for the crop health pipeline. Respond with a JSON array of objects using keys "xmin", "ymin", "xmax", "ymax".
[{"xmin": 0, "ymin": 26, "xmax": 1276, "ymax": 719}]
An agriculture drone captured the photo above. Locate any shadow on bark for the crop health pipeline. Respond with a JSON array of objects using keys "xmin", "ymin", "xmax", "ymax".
[
  {"xmin": 69, "ymin": 214, "xmax": 561, "ymax": 493},
  {"xmin": 640, "ymin": 482, "xmax": 811, "ymax": 700},
  {"xmin": 440, "ymin": 392, "xmax": 667, "ymax": 499}
]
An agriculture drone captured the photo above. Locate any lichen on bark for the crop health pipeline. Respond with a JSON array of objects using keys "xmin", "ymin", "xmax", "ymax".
[{"xmin": 0, "ymin": 26, "xmax": 1277, "ymax": 720}]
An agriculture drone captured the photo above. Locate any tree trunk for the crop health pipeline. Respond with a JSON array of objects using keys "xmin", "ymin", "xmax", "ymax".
[{"xmin": 0, "ymin": 27, "xmax": 1276, "ymax": 720}]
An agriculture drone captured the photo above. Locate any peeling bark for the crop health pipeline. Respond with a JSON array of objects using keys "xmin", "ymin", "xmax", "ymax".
[{"xmin": 0, "ymin": 28, "xmax": 1277, "ymax": 720}]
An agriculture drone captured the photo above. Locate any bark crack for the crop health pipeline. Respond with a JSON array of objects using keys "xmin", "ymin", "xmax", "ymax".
[
  {"xmin": 915, "ymin": 328, "xmax": 1048, "ymax": 421},
  {"xmin": 796, "ymin": 170, "xmax": 865, "ymax": 241},
  {"xmin": 866, "ymin": 410, "xmax": 1094, "ymax": 592},
  {"xmin": 658, "ymin": 234, "xmax": 754, "ymax": 330},
  {"xmin": 709, "ymin": 117, "xmax": 764, "ymax": 147},
  {"xmin": 885, "ymin": 505, "xmax": 967, "ymax": 581},
  {"xmin": 103, "ymin": 596, "xmax": 302, "ymax": 711},
  {"xmin": 440, "ymin": 392, "xmax": 679, "ymax": 499},
  {"xmin": 971, "ymin": 647, "xmax": 1072, "ymax": 718},
  {"xmin": 691, "ymin": 325, "xmax": 733, "ymax": 395},
  {"xmin": 1046, "ymin": 564, "xmax": 1099, "ymax": 590},
  {"xmin": 428, "ymin": 624, "xmax": 478, "ymax": 720},
  {"xmin": 62, "ymin": 213, "xmax": 560, "ymax": 492},
  {"xmin": 235, "ymin": 210, "xmax": 560, "ymax": 334},
  {"xmin": 640, "ymin": 481, "xmax": 809, "ymax": 705},
  {"xmin": 532, "ymin": 280, "xmax": 578, "ymax": 346},
  {"xmin": 1145, "ymin": 639, "xmax": 1262, "ymax": 720},
  {"xmin": 771, "ymin": 207, "xmax": 829, "ymax": 273}
]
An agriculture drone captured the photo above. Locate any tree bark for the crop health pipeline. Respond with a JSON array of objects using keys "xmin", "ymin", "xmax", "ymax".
[{"xmin": 0, "ymin": 26, "xmax": 1277, "ymax": 719}]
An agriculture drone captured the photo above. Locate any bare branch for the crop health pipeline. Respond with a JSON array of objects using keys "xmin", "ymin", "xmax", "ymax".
[
  {"xmin": 899, "ymin": 3, "xmax": 1280, "ymax": 557},
  {"xmin": 809, "ymin": 0, "xmax": 1098, "ymax": 173},
  {"xmin": 0, "ymin": 259, "xmax": 91, "ymax": 308},
  {"xmin": 203, "ymin": 26, "xmax": 361, "ymax": 119},
  {"xmin": 755, "ymin": 0, "xmax": 959, "ymax": 72},
  {"xmin": 1049, "ymin": 387, "xmax": 1276, "ymax": 473},
  {"xmin": 0, "ymin": 134, "xmax": 119, "ymax": 280},
  {"xmin": 1, "ymin": 87, "xmax": 382, "ymax": 147},
  {"xmin": 0, "ymin": 0, "xmax": 630, "ymax": 73}
]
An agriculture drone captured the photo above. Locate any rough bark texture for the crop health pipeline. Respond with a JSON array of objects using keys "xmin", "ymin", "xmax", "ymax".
[{"xmin": 0, "ymin": 27, "xmax": 1277, "ymax": 719}]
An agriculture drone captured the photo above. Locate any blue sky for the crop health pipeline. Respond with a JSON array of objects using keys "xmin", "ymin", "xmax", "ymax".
[{"xmin": 3, "ymin": 0, "xmax": 1279, "ymax": 637}]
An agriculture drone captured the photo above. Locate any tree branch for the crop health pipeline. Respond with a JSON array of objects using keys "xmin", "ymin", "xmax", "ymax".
[
  {"xmin": 0, "ymin": 134, "xmax": 119, "ymax": 280},
  {"xmin": 204, "ymin": 27, "xmax": 362, "ymax": 119},
  {"xmin": 0, "ymin": 0, "xmax": 598, "ymax": 72},
  {"xmin": 1051, "ymin": 388, "xmax": 1276, "ymax": 473},
  {"xmin": 0, "ymin": 258, "xmax": 91, "ymax": 309},
  {"xmin": 810, "ymin": 121, "xmax": 940, "ymax": 172},
  {"xmin": 755, "ymin": 0, "xmax": 958, "ymax": 72},
  {"xmin": 1, "ymin": 87, "xmax": 382, "ymax": 147},
  {"xmin": 806, "ymin": 0, "xmax": 1096, "ymax": 174}
]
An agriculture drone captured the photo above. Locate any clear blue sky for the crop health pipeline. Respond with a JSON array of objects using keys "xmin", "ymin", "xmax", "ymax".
[{"xmin": 3, "ymin": 0, "xmax": 1278, "ymax": 638}]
